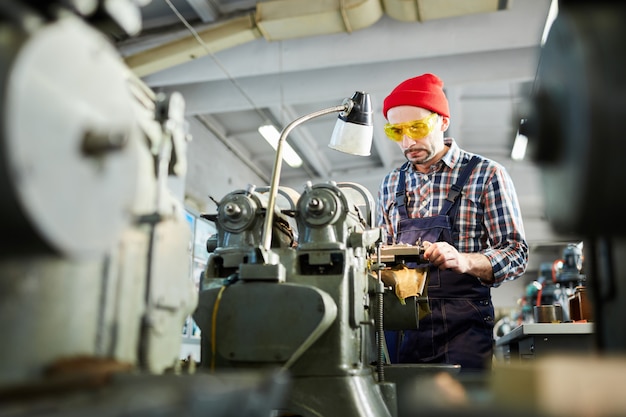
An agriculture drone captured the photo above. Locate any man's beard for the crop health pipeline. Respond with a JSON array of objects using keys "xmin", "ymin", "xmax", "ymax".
[{"xmin": 404, "ymin": 147, "xmax": 433, "ymax": 165}]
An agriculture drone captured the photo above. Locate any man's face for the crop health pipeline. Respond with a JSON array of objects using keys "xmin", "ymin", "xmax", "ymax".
[{"xmin": 386, "ymin": 106, "xmax": 448, "ymax": 166}]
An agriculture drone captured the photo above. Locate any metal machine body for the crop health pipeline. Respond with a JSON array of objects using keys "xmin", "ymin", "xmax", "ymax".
[
  {"xmin": 0, "ymin": 0, "xmax": 195, "ymax": 383},
  {"xmin": 195, "ymin": 181, "xmax": 414, "ymax": 416},
  {"xmin": 0, "ymin": 3, "xmax": 288, "ymax": 416}
]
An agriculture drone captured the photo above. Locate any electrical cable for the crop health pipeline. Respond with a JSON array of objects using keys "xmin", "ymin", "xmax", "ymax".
[
  {"xmin": 210, "ymin": 284, "xmax": 227, "ymax": 372},
  {"xmin": 162, "ymin": 0, "xmax": 316, "ymax": 178}
]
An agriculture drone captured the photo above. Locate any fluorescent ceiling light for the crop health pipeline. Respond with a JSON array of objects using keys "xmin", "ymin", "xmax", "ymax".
[
  {"xmin": 258, "ymin": 124, "xmax": 303, "ymax": 168},
  {"xmin": 541, "ymin": 0, "xmax": 559, "ymax": 46},
  {"xmin": 511, "ymin": 131, "xmax": 528, "ymax": 161}
]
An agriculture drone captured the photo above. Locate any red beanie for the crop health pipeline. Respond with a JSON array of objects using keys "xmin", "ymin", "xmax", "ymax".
[{"xmin": 383, "ymin": 73, "xmax": 450, "ymax": 119}]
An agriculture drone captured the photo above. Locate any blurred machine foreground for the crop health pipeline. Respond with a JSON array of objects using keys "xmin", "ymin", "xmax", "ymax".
[{"xmin": 0, "ymin": 2, "xmax": 287, "ymax": 416}]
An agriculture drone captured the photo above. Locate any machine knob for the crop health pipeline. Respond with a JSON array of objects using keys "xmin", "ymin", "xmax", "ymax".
[
  {"xmin": 298, "ymin": 187, "xmax": 341, "ymax": 226},
  {"xmin": 218, "ymin": 193, "xmax": 258, "ymax": 233},
  {"xmin": 223, "ymin": 202, "xmax": 242, "ymax": 219},
  {"xmin": 306, "ymin": 197, "xmax": 324, "ymax": 215}
]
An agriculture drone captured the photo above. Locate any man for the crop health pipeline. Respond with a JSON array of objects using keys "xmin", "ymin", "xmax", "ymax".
[{"xmin": 377, "ymin": 73, "xmax": 528, "ymax": 372}]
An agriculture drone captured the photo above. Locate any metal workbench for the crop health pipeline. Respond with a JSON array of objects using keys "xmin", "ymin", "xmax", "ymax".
[{"xmin": 495, "ymin": 322, "xmax": 596, "ymax": 362}]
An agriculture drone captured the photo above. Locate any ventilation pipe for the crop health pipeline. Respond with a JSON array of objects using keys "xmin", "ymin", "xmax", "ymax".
[
  {"xmin": 383, "ymin": 0, "xmax": 510, "ymax": 22},
  {"xmin": 255, "ymin": 0, "xmax": 383, "ymax": 41},
  {"xmin": 125, "ymin": 14, "xmax": 262, "ymax": 78},
  {"xmin": 123, "ymin": 0, "xmax": 509, "ymax": 77}
]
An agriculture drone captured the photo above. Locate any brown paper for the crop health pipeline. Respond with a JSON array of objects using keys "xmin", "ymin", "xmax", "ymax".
[{"xmin": 381, "ymin": 264, "xmax": 428, "ymax": 304}]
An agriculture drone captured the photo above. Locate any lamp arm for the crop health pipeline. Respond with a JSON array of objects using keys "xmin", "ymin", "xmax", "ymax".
[{"xmin": 261, "ymin": 103, "xmax": 349, "ymax": 252}]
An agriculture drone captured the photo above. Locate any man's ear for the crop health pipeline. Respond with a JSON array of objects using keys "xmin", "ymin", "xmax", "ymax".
[{"xmin": 441, "ymin": 116, "xmax": 450, "ymax": 132}]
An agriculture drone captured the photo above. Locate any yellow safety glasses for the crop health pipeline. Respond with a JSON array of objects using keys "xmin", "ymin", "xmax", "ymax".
[{"xmin": 383, "ymin": 113, "xmax": 438, "ymax": 142}]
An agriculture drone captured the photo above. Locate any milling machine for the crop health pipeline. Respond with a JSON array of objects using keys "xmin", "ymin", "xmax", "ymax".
[{"xmin": 194, "ymin": 180, "xmax": 436, "ymax": 417}]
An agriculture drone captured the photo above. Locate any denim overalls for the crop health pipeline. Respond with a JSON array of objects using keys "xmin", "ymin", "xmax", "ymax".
[{"xmin": 389, "ymin": 156, "xmax": 495, "ymax": 372}]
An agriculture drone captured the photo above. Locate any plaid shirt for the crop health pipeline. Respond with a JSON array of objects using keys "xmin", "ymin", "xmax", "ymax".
[{"xmin": 376, "ymin": 139, "xmax": 528, "ymax": 287}]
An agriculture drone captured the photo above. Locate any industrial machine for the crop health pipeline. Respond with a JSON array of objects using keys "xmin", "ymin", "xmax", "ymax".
[
  {"xmin": 0, "ymin": 2, "xmax": 287, "ymax": 415},
  {"xmin": 520, "ymin": 243, "xmax": 586, "ymax": 323},
  {"xmin": 194, "ymin": 180, "xmax": 435, "ymax": 416}
]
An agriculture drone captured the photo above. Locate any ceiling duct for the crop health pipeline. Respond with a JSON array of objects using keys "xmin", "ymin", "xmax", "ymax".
[
  {"xmin": 255, "ymin": 0, "xmax": 383, "ymax": 41},
  {"xmin": 124, "ymin": 14, "xmax": 262, "ymax": 77},
  {"xmin": 382, "ymin": 0, "xmax": 510, "ymax": 22},
  {"xmin": 123, "ymin": 0, "xmax": 510, "ymax": 77}
]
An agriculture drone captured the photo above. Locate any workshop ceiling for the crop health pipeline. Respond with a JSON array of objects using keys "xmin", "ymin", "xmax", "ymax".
[{"xmin": 116, "ymin": 0, "xmax": 578, "ymax": 266}]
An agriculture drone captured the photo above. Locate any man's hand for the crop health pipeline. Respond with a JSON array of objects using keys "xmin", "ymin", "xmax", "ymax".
[
  {"xmin": 422, "ymin": 241, "xmax": 494, "ymax": 284},
  {"xmin": 423, "ymin": 241, "xmax": 467, "ymax": 273}
]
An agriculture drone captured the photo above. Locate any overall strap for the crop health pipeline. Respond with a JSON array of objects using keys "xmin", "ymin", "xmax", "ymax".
[
  {"xmin": 394, "ymin": 163, "xmax": 410, "ymax": 218},
  {"xmin": 439, "ymin": 156, "xmax": 481, "ymax": 216}
]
